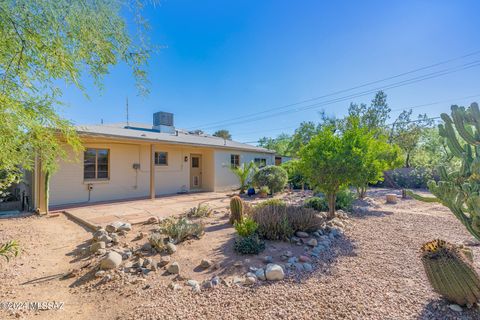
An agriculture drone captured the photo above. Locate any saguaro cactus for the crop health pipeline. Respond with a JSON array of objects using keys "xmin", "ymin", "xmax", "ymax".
[
  {"xmin": 421, "ymin": 239, "xmax": 480, "ymax": 306},
  {"xmin": 229, "ymin": 196, "xmax": 244, "ymax": 225},
  {"xmin": 410, "ymin": 102, "xmax": 480, "ymax": 241}
]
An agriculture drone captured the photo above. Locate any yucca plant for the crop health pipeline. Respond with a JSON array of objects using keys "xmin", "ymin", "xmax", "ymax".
[
  {"xmin": 421, "ymin": 239, "xmax": 480, "ymax": 306},
  {"xmin": 230, "ymin": 161, "xmax": 256, "ymax": 194},
  {"xmin": 0, "ymin": 240, "xmax": 19, "ymax": 262}
]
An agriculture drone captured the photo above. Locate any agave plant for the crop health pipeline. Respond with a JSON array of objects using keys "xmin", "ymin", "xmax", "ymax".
[{"xmin": 230, "ymin": 161, "xmax": 256, "ymax": 194}]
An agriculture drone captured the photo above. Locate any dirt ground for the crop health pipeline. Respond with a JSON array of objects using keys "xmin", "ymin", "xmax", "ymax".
[{"xmin": 1, "ymin": 188, "xmax": 480, "ymax": 320}]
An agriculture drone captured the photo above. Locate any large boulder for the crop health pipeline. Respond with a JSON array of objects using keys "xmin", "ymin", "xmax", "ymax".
[
  {"xmin": 265, "ymin": 264, "xmax": 285, "ymax": 281},
  {"xmin": 100, "ymin": 251, "xmax": 123, "ymax": 270}
]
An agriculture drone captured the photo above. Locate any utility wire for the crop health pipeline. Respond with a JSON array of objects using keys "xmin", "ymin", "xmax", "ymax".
[
  {"xmin": 200, "ymin": 60, "xmax": 480, "ymax": 130},
  {"xmin": 189, "ymin": 49, "xmax": 480, "ymax": 130}
]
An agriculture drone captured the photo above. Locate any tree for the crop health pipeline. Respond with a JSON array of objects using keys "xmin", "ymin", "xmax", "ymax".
[
  {"xmin": 0, "ymin": 0, "xmax": 153, "ymax": 211},
  {"xmin": 390, "ymin": 110, "xmax": 435, "ymax": 167},
  {"xmin": 258, "ymin": 133, "xmax": 291, "ymax": 156},
  {"xmin": 348, "ymin": 91, "xmax": 391, "ymax": 134},
  {"xmin": 212, "ymin": 129, "xmax": 232, "ymax": 140},
  {"xmin": 230, "ymin": 161, "xmax": 256, "ymax": 194}
]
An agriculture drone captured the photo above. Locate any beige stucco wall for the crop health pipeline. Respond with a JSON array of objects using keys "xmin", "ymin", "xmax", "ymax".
[
  {"xmin": 213, "ymin": 150, "xmax": 275, "ymax": 192},
  {"xmin": 49, "ymin": 140, "xmax": 220, "ymax": 207}
]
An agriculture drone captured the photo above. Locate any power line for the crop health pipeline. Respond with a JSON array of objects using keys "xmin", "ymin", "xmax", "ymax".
[
  {"xmin": 200, "ymin": 60, "xmax": 480, "ymax": 130},
  {"xmin": 189, "ymin": 49, "xmax": 480, "ymax": 130}
]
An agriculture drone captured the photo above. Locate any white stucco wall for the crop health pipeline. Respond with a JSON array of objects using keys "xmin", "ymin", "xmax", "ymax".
[{"xmin": 213, "ymin": 150, "xmax": 275, "ymax": 192}]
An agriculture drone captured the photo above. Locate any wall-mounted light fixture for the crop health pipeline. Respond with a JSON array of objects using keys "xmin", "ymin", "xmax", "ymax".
[{"xmin": 184, "ymin": 156, "xmax": 188, "ymax": 162}]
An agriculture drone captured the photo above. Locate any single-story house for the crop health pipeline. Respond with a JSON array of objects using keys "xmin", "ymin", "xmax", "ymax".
[{"xmin": 33, "ymin": 112, "xmax": 275, "ymax": 212}]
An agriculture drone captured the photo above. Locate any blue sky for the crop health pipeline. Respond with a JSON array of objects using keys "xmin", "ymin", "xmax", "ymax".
[{"xmin": 59, "ymin": 0, "xmax": 480, "ymax": 144}]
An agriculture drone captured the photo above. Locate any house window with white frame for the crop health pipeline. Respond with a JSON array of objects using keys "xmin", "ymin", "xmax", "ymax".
[
  {"xmin": 154, "ymin": 151, "xmax": 168, "ymax": 166},
  {"xmin": 254, "ymin": 158, "xmax": 267, "ymax": 168},
  {"xmin": 84, "ymin": 148, "xmax": 109, "ymax": 180},
  {"xmin": 230, "ymin": 154, "xmax": 240, "ymax": 168}
]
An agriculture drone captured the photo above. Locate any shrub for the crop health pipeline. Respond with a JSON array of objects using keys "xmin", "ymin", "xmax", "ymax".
[
  {"xmin": 384, "ymin": 167, "xmax": 434, "ymax": 189},
  {"xmin": 258, "ymin": 185, "xmax": 270, "ymax": 196},
  {"xmin": 185, "ymin": 204, "xmax": 212, "ymax": 218},
  {"xmin": 158, "ymin": 217, "xmax": 205, "ymax": 244},
  {"xmin": 148, "ymin": 232, "xmax": 167, "ymax": 252},
  {"xmin": 251, "ymin": 203, "xmax": 326, "ymax": 240},
  {"xmin": 255, "ymin": 198, "xmax": 286, "ymax": 208},
  {"xmin": 229, "ymin": 196, "xmax": 244, "ymax": 224},
  {"xmin": 281, "ymin": 159, "xmax": 307, "ymax": 189},
  {"xmin": 304, "ymin": 189, "xmax": 355, "ymax": 212},
  {"xmin": 252, "ymin": 165, "xmax": 288, "ymax": 194},
  {"xmin": 234, "ymin": 234, "xmax": 265, "ymax": 254},
  {"xmin": 234, "ymin": 216, "xmax": 258, "ymax": 237}
]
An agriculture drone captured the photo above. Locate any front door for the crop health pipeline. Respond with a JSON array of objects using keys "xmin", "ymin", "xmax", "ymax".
[{"xmin": 190, "ymin": 154, "xmax": 202, "ymax": 190}]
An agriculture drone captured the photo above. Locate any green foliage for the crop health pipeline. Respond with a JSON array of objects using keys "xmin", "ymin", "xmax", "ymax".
[
  {"xmin": 258, "ymin": 186, "xmax": 270, "ymax": 195},
  {"xmin": 234, "ymin": 216, "xmax": 258, "ymax": 237},
  {"xmin": 348, "ymin": 91, "xmax": 391, "ymax": 135},
  {"xmin": 148, "ymin": 232, "xmax": 167, "ymax": 252},
  {"xmin": 388, "ymin": 167, "xmax": 433, "ymax": 189},
  {"xmin": 258, "ymin": 133, "xmax": 292, "ymax": 156},
  {"xmin": 185, "ymin": 204, "xmax": 212, "ymax": 218},
  {"xmin": 0, "ymin": 0, "xmax": 152, "ymax": 202},
  {"xmin": 281, "ymin": 159, "xmax": 307, "ymax": 189},
  {"xmin": 251, "ymin": 203, "xmax": 325, "ymax": 240},
  {"xmin": 212, "ymin": 129, "xmax": 232, "ymax": 140},
  {"xmin": 229, "ymin": 196, "xmax": 244, "ymax": 225},
  {"xmin": 421, "ymin": 239, "xmax": 480, "ymax": 306},
  {"xmin": 304, "ymin": 189, "xmax": 356, "ymax": 212},
  {"xmin": 412, "ymin": 102, "xmax": 480, "ymax": 241},
  {"xmin": 255, "ymin": 198, "xmax": 286, "ymax": 208},
  {"xmin": 0, "ymin": 240, "xmax": 19, "ymax": 262},
  {"xmin": 158, "ymin": 217, "xmax": 205, "ymax": 244},
  {"xmin": 252, "ymin": 165, "xmax": 288, "ymax": 194},
  {"xmin": 234, "ymin": 234, "xmax": 265, "ymax": 255},
  {"xmin": 230, "ymin": 161, "xmax": 256, "ymax": 194},
  {"xmin": 390, "ymin": 110, "xmax": 435, "ymax": 167}
]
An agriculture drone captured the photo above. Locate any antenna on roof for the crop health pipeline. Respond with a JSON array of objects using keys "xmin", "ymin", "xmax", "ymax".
[
  {"xmin": 126, "ymin": 96, "xmax": 130, "ymax": 127},
  {"xmin": 101, "ymin": 118, "xmax": 104, "ymax": 125}
]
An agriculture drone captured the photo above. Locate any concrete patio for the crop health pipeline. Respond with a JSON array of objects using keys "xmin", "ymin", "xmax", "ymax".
[{"xmin": 58, "ymin": 192, "xmax": 231, "ymax": 230}]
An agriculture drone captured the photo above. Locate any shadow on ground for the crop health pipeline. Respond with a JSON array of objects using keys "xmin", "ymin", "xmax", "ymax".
[{"xmin": 418, "ymin": 299, "xmax": 480, "ymax": 320}]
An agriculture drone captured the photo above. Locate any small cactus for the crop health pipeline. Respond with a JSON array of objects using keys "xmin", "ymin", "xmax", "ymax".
[
  {"xmin": 229, "ymin": 196, "xmax": 244, "ymax": 224},
  {"xmin": 421, "ymin": 239, "xmax": 480, "ymax": 306}
]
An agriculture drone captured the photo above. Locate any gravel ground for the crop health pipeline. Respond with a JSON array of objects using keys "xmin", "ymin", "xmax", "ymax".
[{"xmin": 1, "ymin": 188, "xmax": 480, "ymax": 320}]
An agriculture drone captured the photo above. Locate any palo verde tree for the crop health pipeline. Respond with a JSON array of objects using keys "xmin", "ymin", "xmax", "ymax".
[
  {"xmin": 212, "ymin": 129, "xmax": 232, "ymax": 140},
  {"xmin": 0, "ymin": 0, "xmax": 153, "ymax": 212}
]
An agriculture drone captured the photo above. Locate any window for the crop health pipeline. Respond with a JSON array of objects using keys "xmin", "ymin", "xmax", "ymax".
[
  {"xmin": 192, "ymin": 157, "xmax": 199, "ymax": 168},
  {"xmin": 254, "ymin": 158, "xmax": 267, "ymax": 168},
  {"xmin": 154, "ymin": 152, "xmax": 168, "ymax": 166},
  {"xmin": 84, "ymin": 148, "xmax": 109, "ymax": 180},
  {"xmin": 230, "ymin": 154, "xmax": 240, "ymax": 168}
]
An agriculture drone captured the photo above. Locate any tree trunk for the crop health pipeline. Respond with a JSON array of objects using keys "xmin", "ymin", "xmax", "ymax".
[
  {"xmin": 405, "ymin": 152, "xmax": 410, "ymax": 168},
  {"xmin": 327, "ymin": 192, "xmax": 336, "ymax": 219},
  {"xmin": 44, "ymin": 170, "xmax": 50, "ymax": 215}
]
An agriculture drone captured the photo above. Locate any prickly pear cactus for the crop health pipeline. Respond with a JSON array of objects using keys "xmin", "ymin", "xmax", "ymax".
[
  {"xmin": 421, "ymin": 239, "xmax": 480, "ymax": 306},
  {"xmin": 229, "ymin": 196, "xmax": 244, "ymax": 225},
  {"xmin": 410, "ymin": 102, "xmax": 480, "ymax": 241}
]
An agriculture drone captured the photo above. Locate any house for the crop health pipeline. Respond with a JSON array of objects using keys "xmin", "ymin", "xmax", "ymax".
[{"xmin": 33, "ymin": 112, "xmax": 275, "ymax": 212}]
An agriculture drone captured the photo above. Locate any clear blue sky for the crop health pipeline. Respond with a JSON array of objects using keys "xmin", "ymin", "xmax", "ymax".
[{"xmin": 59, "ymin": 0, "xmax": 480, "ymax": 144}]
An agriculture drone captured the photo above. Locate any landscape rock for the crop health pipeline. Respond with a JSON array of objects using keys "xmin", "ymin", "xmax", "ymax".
[
  {"xmin": 448, "ymin": 304, "xmax": 462, "ymax": 312},
  {"xmin": 287, "ymin": 257, "xmax": 298, "ymax": 264},
  {"xmin": 263, "ymin": 256, "xmax": 273, "ymax": 264},
  {"xmin": 95, "ymin": 270, "xmax": 106, "ymax": 278},
  {"xmin": 147, "ymin": 216, "xmax": 159, "ymax": 224},
  {"xmin": 211, "ymin": 276, "xmax": 221, "ymax": 287},
  {"xmin": 200, "ymin": 259, "xmax": 212, "ymax": 269},
  {"xmin": 265, "ymin": 264, "xmax": 285, "ymax": 281},
  {"xmin": 158, "ymin": 256, "xmax": 171, "ymax": 267},
  {"xmin": 295, "ymin": 231, "xmax": 309, "ymax": 238},
  {"xmin": 255, "ymin": 268, "xmax": 266, "ymax": 281},
  {"xmin": 299, "ymin": 255, "xmax": 312, "ymax": 263},
  {"xmin": 186, "ymin": 279, "xmax": 199, "ymax": 287},
  {"xmin": 96, "ymin": 249, "xmax": 107, "ymax": 255},
  {"xmin": 99, "ymin": 234, "xmax": 112, "ymax": 243},
  {"xmin": 117, "ymin": 222, "xmax": 132, "ymax": 232},
  {"xmin": 143, "ymin": 257, "xmax": 152, "ymax": 268},
  {"xmin": 307, "ymin": 238, "xmax": 318, "ymax": 247},
  {"xmin": 168, "ymin": 282, "xmax": 182, "ymax": 291},
  {"xmin": 166, "ymin": 243, "xmax": 177, "ymax": 254},
  {"xmin": 167, "ymin": 262, "xmax": 180, "ymax": 274},
  {"xmin": 90, "ymin": 241, "xmax": 106, "ymax": 253},
  {"xmin": 303, "ymin": 263, "xmax": 313, "ymax": 272},
  {"xmin": 100, "ymin": 251, "xmax": 123, "ymax": 270},
  {"xmin": 245, "ymin": 273, "xmax": 257, "ymax": 285},
  {"xmin": 93, "ymin": 229, "xmax": 108, "ymax": 241}
]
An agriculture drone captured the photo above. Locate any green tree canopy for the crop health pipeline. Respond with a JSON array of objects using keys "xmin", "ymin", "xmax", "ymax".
[
  {"xmin": 0, "ymin": 0, "xmax": 152, "ymax": 192},
  {"xmin": 258, "ymin": 133, "xmax": 291, "ymax": 156},
  {"xmin": 348, "ymin": 91, "xmax": 391, "ymax": 135},
  {"xmin": 212, "ymin": 129, "xmax": 232, "ymax": 140}
]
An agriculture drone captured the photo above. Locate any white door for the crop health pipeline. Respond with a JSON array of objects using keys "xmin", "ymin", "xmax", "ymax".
[{"xmin": 190, "ymin": 154, "xmax": 202, "ymax": 190}]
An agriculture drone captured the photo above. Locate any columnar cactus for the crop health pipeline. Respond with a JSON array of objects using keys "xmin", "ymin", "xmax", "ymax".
[
  {"xmin": 421, "ymin": 239, "xmax": 480, "ymax": 306},
  {"xmin": 410, "ymin": 102, "xmax": 480, "ymax": 241},
  {"xmin": 229, "ymin": 196, "xmax": 244, "ymax": 225}
]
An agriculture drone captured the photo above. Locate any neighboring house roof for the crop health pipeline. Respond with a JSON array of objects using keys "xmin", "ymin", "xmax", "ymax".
[{"xmin": 75, "ymin": 122, "xmax": 275, "ymax": 154}]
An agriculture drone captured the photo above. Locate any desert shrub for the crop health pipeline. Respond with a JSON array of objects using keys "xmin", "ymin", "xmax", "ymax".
[
  {"xmin": 234, "ymin": 216, "xmax": 258, "ymax": 237},
  {"xmin": 252, "ymin": 165, "xmax": 288, "ymax": 193},
  {"xmin": 0, "ymin": 240, "xmax": 19, "ymax": 262},
  {"xmin": 258, "ymin": 185, "xmax": 270, "ymax": 195},
  {"xmin": 158, "ymin": 217, "xmax": 204, "ymax": 244},
  {"xmin": 234, "ymin": 234, "xmax": 265, "ymax": 254},
  {"xmin": 281, "ymin": 159, "xmax": 307, "ymax": 189},
  {"xmin": 185, "ymin": 204, "xmax": 212, "ymax": 218},
  {"xmin": 255, "ymin": 198, "xmax": 286, "ymax": 208},
  {"xmin": 305, "ymin": 189, "xmax": 355, "ymax": 212},
  {"xmin": 286, "ymin": 206, "xmax": 325, "ymax": 232},
  {"xmin": 380, "ymin": 167, "xmax": 434, "ymax": 189},
  {"xmin": 252, "ymin": 203, "xmax": 293, "ymax": 240},
  {"xmin": 148, "ymin": 232, "xmax": 167, "ymax": 252}
]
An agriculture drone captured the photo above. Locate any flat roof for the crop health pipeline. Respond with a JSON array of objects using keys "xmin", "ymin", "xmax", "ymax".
[{"xmin": 76, "ymin": 122, "xmax": 275, "ymax": 154}]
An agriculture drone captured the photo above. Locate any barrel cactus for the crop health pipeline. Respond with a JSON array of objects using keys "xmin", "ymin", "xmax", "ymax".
[
  {"xmin": 229, "ymin": 196, "xmax": 244, "ymax": 224},
  {"xmin": 410, "ymin": 102, "xmax": 480, "ymax": 241},
  {"xmin": 421, "ymin": 239, "xmax": 480, "ymax": 306}
]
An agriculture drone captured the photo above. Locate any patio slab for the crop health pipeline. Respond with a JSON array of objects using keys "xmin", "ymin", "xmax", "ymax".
[{"xmin": 59, "ymin": 192, "xmax": 231, "ymax": 230}]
